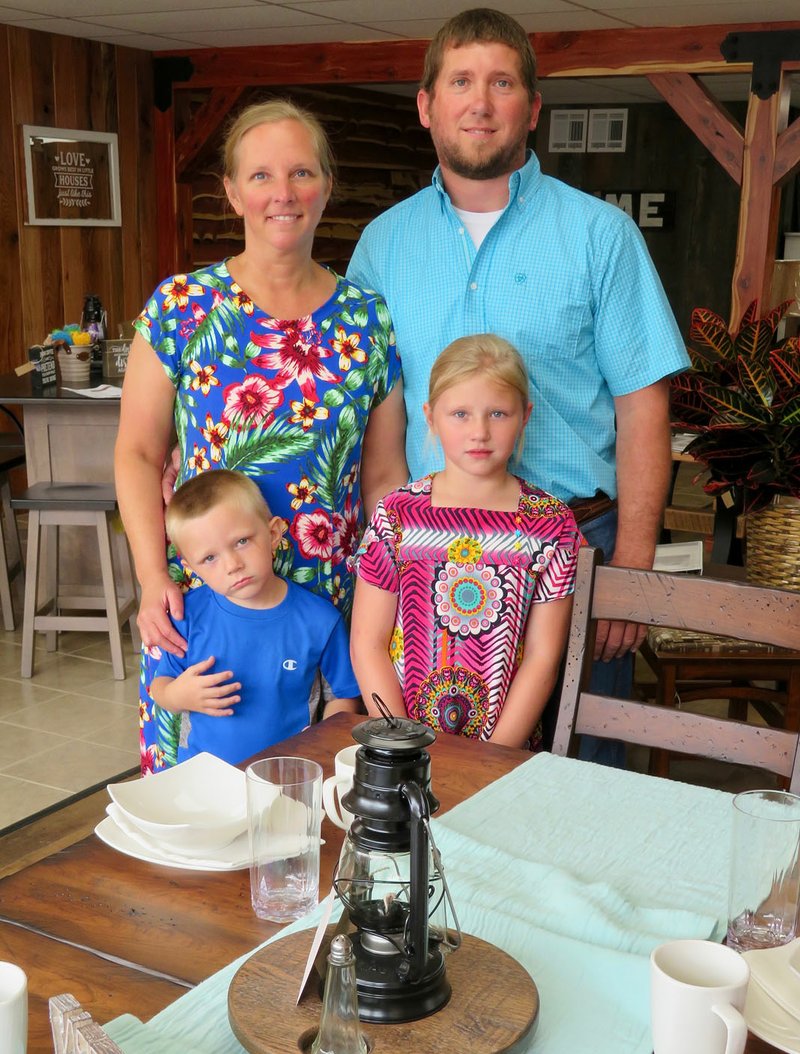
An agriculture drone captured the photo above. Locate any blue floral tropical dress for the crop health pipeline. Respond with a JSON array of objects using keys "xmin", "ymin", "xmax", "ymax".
[{"xmin": 133, "ymin": 260, "xmax": 400, "ymax": 773}]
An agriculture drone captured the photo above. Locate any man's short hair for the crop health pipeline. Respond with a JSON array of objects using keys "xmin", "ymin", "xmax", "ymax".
[
  {"xmin": 421, "ymin": 8, "xmax": 538, "ymax": 102},
  {"xmin": 165, "ymin": 470, "xmax": 272, "ymax": 551}
]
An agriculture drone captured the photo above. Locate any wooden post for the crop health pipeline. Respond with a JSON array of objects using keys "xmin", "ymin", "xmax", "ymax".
[
  {"xmin": 154, "ymin": 106, "xmax": 179, "ymax": 279},
  {"xmin": 730, "ymin": 79, "xmax": 790, "ymax": 328}
]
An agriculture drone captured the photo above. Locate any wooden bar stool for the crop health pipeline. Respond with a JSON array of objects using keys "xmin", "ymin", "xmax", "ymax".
[
  {"xmin": 11, "ymin": 482, "xmax": 139, "ymax": 679},
  {"xmin": 0, "ymin": 438, "xmax": 25, "ymax": 631}
]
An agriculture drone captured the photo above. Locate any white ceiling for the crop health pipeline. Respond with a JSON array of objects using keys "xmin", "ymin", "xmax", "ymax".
[{"xmin": 0, "ymin": 0, "xmax": 797, "ymax": 105}]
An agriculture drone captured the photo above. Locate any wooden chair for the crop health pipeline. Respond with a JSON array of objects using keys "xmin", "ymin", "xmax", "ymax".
[
  {"xmin": 552, "ymin": 546, "xmax": 800, "ymax": 789},
  {"xmin": 50, "ymin": 994, "xmax": 124, "ymax": 1054}
]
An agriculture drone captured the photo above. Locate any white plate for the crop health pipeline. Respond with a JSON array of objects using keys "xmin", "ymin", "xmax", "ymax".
[
  {"xmin": 95, "ymin": 812, "xmax": 250, "ymax": 871},
  {"xmin": 743, "ymin": 938, "xmax": 800, "ymax": 1021},
  {"xmin": 745, "ymin": 977, "xmax": 800, "ymax": 1054},
  {"xmin": 107, "ymin": 752, "xmax": 247, "ymax": 854}
]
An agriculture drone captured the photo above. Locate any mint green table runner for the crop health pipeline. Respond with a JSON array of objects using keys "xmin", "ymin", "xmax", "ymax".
[{"xmin": 105, "ymin": 753, "xmax": 732, "ymax": 1054}]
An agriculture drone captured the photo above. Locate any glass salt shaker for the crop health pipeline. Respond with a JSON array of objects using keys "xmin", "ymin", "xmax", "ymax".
[{"xmin": 311, "ymin": 934, "xmax": 367, "ymax": 1054}]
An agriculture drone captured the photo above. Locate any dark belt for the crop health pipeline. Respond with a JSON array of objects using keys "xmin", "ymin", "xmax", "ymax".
[{"xmin": 568, "ymin": 491, "xmax": 617, "ymax": 526}]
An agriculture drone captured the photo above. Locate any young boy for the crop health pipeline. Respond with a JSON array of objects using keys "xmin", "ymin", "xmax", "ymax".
[{"xmin": 151, "ymin": 470, "xmax": 359, "ymax": 766}]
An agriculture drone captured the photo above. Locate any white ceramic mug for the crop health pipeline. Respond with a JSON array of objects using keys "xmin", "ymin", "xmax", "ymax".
[
  {"xmin": 0, "ymin": 961, "xmax": 27, "ymax": 1054},
  {"xmin": 322, "ymin": 745, "xmax": 359, "ymax": 830},
  {"xmin": 651, "ymin": 939, "xmax": 749, "ymax": 1054}
]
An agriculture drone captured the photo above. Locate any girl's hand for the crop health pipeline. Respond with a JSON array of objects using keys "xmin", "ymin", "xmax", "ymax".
[
  {"xmin": 161, "ymin": 657, "xmax": 241, "ymax": 716},
  {"xmin": 137, "ymin": 574, "xmax": 188, "ymax": 656}
]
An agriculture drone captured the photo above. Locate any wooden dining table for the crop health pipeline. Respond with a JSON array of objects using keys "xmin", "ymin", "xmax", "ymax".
[{"xmin": 0, "ymin": 712, "xmax": 781, "ymax": 1054}]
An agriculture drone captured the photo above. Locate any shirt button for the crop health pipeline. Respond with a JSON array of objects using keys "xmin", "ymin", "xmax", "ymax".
[
  {"xmin": 458, "ymin": 227, "xmax": 464, "ymax": 235},
  {"xmin": 470, "ymin": 282, "xmax": 478, "ymax": 290}
]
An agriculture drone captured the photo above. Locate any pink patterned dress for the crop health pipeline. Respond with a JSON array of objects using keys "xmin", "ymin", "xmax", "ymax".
[{"xmin": 352, "ymin": 475, "xmax": 581, "ymax": 742}]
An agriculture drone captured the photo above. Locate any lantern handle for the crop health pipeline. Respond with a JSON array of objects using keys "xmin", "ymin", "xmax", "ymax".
[
  {"xmin": 399, "ymin": 780, "xmax": 430, "ymax": 983},
  {"xmin": 371, "ymin": 693, "xmax": 401, "ymax": 727}
]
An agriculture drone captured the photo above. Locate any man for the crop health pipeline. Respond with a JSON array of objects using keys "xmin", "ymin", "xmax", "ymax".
[{"xmin": 347, "ymin": 7, "xmax": 690, "ymax": 763}]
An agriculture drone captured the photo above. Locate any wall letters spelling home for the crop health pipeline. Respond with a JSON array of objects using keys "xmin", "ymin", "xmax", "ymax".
[{"xmin": 592, "ymin": 190, "xmax": 676, "ymax": 231}]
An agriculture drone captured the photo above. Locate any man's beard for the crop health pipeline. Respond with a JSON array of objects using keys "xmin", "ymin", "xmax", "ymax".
[{"xmin": 434, "ymin": 134, "xmax": 527, "ymax": 182}]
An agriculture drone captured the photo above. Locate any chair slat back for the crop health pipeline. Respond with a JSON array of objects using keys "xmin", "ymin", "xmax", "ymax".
[
  {"xmin": 552, "ymin": 547, "xmax": 800, "ymax": 790},
  {"xmin": 590, "ymin": 562, "xmax": 800, "ymax": 651}
]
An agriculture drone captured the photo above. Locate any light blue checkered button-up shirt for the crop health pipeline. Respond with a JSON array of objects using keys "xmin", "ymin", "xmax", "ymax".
[{"xmin": 347, "ymin": 152, "xmax": 689, "ymax": 504}]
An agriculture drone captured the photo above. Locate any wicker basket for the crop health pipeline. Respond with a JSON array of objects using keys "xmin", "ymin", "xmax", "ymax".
[{"xmin": 746, "ymin": 495, "xmax": 800, "ymax": 592}]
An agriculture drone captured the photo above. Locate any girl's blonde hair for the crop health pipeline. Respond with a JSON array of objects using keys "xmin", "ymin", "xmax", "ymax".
[
  {"xmin": 222, "ymin": 98, "xmax": 335, "ymax": 184},
  {"xmin": 165, "ymin": 470, "xmax": 272, "ymax": 552},
  {"xmin": 428, "ymin": 333, "xmax": 530, "ymax": 409}
]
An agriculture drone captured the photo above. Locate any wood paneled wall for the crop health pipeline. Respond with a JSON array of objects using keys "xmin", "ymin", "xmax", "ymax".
[
  {"xmin": 0, "ymin": 25, "xmax": 158, "ymax": 376},
  {"xmin": 182, "ymin": 85, "xmax": 436, "ymax": 275},
  {"xmin": 538, "ymin": 101, "xmax": 747, "ymax": 334}
]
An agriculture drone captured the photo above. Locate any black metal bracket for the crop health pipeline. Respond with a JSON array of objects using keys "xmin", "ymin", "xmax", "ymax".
[
  {"xmin": 153, "ymin": 56, "xmax": 195, "ymax": 112},
  {"xmin": 720, "ymin": 29, "xmax": 800, "ymax": 100}
]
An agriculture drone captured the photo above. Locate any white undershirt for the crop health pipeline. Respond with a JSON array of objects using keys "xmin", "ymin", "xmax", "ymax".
[{"xmin": 453, "ymin": 206, "xmax": 505, "ymax": 250}]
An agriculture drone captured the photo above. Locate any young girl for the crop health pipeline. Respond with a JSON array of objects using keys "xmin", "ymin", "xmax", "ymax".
[{"xmin": 350, "ymin": 334, "xmax": 581, "ymax": 750}]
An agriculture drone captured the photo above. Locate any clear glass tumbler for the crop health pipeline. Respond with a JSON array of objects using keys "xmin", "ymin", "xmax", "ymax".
[
  {"xmin": 246, "ymin": 756, "xmax": 322, "ymax": 923},
  {"xmin": 727, "ymin": 789, "xmax": 800, "ymax": 952}
]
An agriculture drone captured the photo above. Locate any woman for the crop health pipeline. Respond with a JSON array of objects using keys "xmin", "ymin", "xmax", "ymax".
[{"xmin": 115, "ymin": 100, "xmax": 407, "ymax": 773}]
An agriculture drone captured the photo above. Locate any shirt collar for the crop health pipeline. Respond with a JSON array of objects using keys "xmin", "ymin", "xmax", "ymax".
[{"xmin": 431, "ymin": 150, "xmax": 542, "ymax": 213}]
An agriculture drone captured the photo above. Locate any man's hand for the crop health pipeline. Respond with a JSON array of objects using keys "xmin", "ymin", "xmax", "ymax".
[
  {"xmin": 159, "ymin": 656, "xmax": 241, "ymax": 716},
  {"xmin": 593, "ymin": 618, "xmax": 647, "ymax": 662}
]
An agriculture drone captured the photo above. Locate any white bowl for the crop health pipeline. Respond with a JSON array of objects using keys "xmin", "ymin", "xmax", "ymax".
[{"xmin": 107, "ymin": 753, "xmax": 247, "ymax": 854}]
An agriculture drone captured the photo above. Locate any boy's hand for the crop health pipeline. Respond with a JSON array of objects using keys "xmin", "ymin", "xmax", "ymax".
[{"xmin": 163, "ymin": 656, "xmax": 241, "ymax": 716}]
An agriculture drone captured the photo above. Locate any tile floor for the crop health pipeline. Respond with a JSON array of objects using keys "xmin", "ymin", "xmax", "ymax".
[{"xmin": 0, "ymin": 604, "xmax": 140, "ymax": 832}]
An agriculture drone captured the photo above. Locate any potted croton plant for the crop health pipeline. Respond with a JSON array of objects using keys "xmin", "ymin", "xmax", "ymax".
[{"xmin": 670, "ymin": 299, "xmax": 800, "ymax": 589}]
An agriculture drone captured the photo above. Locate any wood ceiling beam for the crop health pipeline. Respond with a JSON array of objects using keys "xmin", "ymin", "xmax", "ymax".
[
  {"xmin": 160, "ymin": 21, "xmax": 800, "ymax": 90},
  {"xmin": 175, "ymin": 86, "xmax": 245, "ymax": 180},
  {"xmin": 647, "ymin": 72, "xmax": 743, "ymax": 184}
]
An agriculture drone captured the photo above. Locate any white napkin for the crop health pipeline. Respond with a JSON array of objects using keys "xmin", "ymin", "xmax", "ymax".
[{"xmin": 743, "ymin": 938, "xmax": 800, "ymax": 1021}]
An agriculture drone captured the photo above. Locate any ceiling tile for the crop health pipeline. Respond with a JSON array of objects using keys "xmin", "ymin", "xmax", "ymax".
[
  {"xmin": 0, "ymin": 0, "xmax": 224, "ymax": 14},
  {"xmin": 604, "ymin": 0, "xmax": 800, "ymax": 23},
  {"xmin": 3, "ymin": 15, "xmax": 116, "ymax": 35},
  {"xmin": 286, "ymin": 0, "xmax": 575, "ymax": 20},
  {"xmin": 171, "ymin": 22, "xmax": 396, "ymax": 47},
  {"xmin": 75, "ymin": 4, "xmax": 336, "ymax": 32}
]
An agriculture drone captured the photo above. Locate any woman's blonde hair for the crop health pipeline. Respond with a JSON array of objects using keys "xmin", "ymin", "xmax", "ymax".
[
  {"xmin": 428, "ymin": 333, "xmax": 530, "ymax": 410},
  {"xmin": 165, "ymin": 470, "xmax": 272, "ymax": 552},
  {"xmin": 222, "ymin": 98, "xmax": 335, "ymax": 184}
]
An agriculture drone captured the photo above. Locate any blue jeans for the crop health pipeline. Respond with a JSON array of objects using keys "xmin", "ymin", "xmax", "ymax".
[{"xmin": 540, "ymin": 507, "xmax": 630, "ymax": 768}]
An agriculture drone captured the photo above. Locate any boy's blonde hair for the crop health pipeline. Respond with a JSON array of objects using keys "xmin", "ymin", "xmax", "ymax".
[
  {"xmin": 428, "ymin": 333, "xmax": 530, "ymax": 410},
  {"xmin": 222, "ymin": 98, "xmax": 335, "ymax": 184},
  {"xmin": 166, "ymin": 470, "xmax": 272, "ymax": 552}
]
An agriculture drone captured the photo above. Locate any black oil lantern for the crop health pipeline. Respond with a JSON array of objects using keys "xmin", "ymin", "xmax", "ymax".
[{"xmin": 332, "ymin": 708, "xmax": 460, "ymax": 1024}]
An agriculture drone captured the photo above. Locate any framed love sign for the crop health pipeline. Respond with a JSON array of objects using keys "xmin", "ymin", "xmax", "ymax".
[{"xmin": 22, "ymin": 125, "xmax": 121, "ymax": 227}]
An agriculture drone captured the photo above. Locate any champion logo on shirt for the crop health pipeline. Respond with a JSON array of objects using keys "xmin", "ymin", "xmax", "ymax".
[{"xmin": 282, "ymin": 659, "xmax": 298, "ymax": 671}]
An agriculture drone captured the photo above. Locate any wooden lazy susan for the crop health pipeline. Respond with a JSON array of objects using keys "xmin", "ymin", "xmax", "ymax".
[{"xmin": 228, "ymin": 927, "xmax": 539, "ymax": 1054}]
